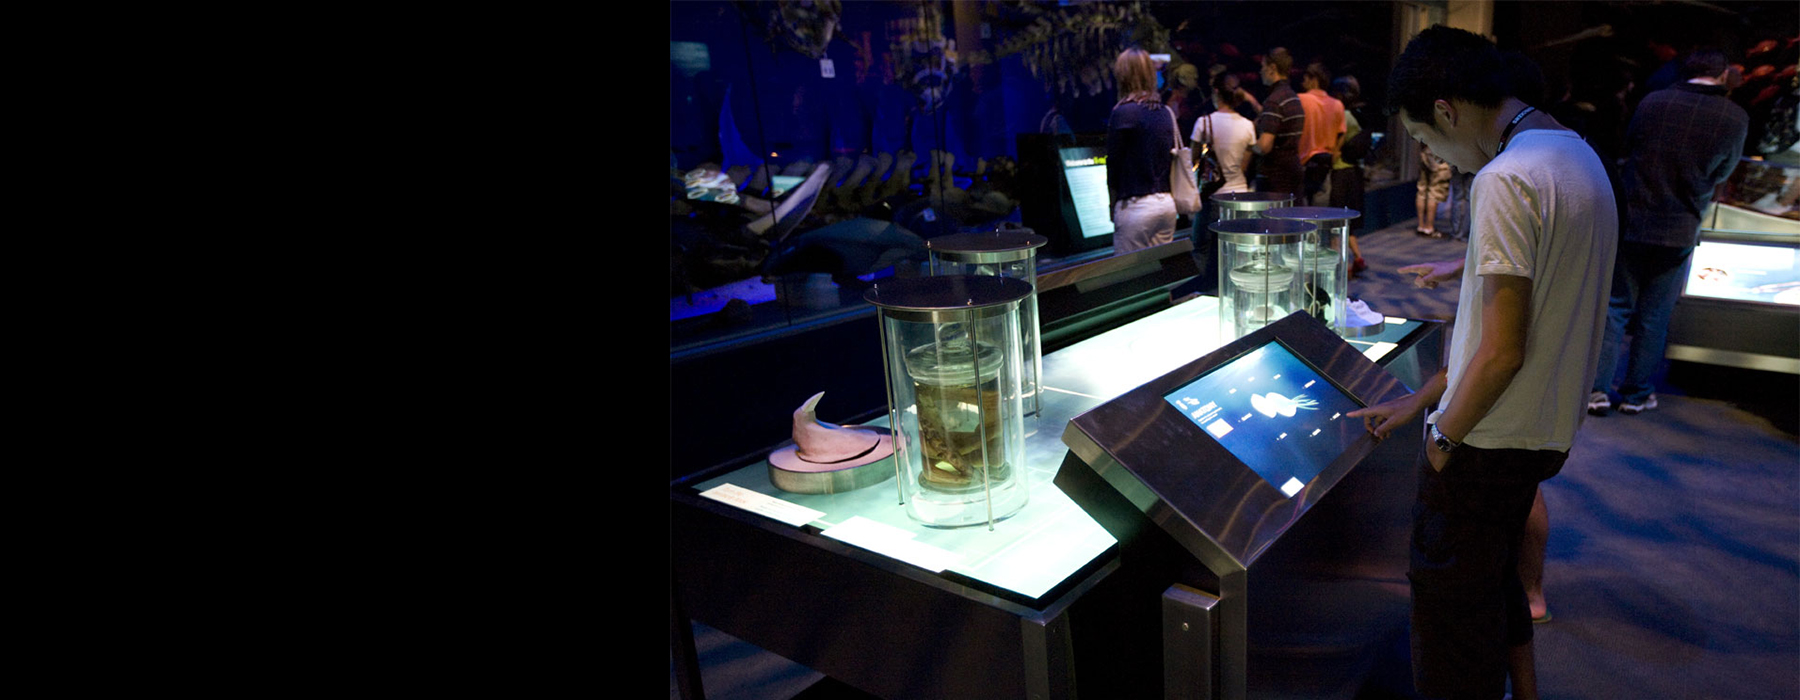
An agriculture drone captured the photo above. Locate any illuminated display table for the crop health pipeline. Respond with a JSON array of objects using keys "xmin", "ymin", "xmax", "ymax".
[
  {"xmin": 1666, "ymin": 223, "xmax": 1800, "ymax": 374},
  {"xmin": 1664, "ymin": 159, "xmax": 1799, "ymax": 375},
  {"xmin": 670, "ymin": 297, "xmax": 1438, "ymax": 700}
]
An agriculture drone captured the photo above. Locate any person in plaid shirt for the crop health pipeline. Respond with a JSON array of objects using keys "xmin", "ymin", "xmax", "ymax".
[{"xmin": 1588, "ymin": 49, "xmax": 1749, "ymax": 417}]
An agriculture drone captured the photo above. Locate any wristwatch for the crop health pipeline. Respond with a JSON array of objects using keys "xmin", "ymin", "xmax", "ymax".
[{"xmin": 1425, "ymin": 409, "xmax": 1460, "ymax": 454}]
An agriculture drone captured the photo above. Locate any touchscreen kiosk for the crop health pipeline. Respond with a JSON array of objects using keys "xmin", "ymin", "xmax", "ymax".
[
  {"xmin": 1061, "ymin": 310, "xmax": 1406, "ymax": 569},
  {"xmin": 1162, "ymin": 340, "xmax": 1365, "ymax": 498},
  {"xmin": 1056, "ymin": 311, "xmax": 1413, "ymax": 700}
]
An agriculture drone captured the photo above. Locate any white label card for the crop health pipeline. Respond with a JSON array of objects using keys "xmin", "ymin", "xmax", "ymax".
[
  {"xmin": 820, "ymin": 58, "xmax": 835, "ymax": 78},
  {"xmin": 1361, "ymin": 341, "xmax": 1399, "ymax": 361},
  {"xmin": 699, "ymin": 483, "xmax": 825, "ymax": 528}
]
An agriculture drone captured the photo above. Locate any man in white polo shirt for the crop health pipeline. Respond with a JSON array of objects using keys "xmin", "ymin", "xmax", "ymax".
[{"xmin": 1348, "ymin": 26, "xmax": 1616, "ymax": 700}]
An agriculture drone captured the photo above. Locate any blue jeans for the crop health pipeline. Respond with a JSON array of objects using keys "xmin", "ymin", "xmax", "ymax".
[{"xmin": 1592, "ymin": 242, "xmax": 1694, "ymax": 403}]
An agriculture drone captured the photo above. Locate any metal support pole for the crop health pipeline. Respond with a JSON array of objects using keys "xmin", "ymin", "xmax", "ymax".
[
  {"xmin": 1022, "ymin": 612, "xmax": 1077, "ymax": 700},
  {"xmin": 1220, "ymin": 570, "xmax": 1247, "ymax": 700},
  {"xmin": 1162, "ymin": 584, "xmax": 1221, "ymax": 700}
]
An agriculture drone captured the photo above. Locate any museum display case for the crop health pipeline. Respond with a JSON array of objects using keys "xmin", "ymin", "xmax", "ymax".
[
  {"xmin": 1665, "ymin": 158, "xmax": 1800, "ymax": 374},
  {"xmin": 671, "ymin": 290, "xmax": 1443, "ymax": 699},
  {"xmin": 1213, "ymin": 218, "xmax": 1317, "ymax": 343},
  {"xmin": 1263, "ymin": 207, "xmax": 1367, "ymax": 336},
  {"xmin": 1211, "ymin": 192, "xmax": 1296, "ymax": 221},
  {"xmin": 866, "ymin": 276, "xmax": 1035, "ymax": 528}
]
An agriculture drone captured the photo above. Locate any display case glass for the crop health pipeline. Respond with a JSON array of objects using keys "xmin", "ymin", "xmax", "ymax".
[
  {"xmin": 1212, "ymin": 192, "xmax": 1295, "ymax": 221},
  {"xmin": 1687, "ymin": 158, "xmax": 1800, "ymax": 306},
  {"xmin": 1684, "ymin": 238, "xmax": 1800, "ymax": 306},
  {"xmin": 1665, "ymin": 158, "xmax": 1800, "ymax": 374},
  {"xmin": 866, "ymin": 276, "xmax": 1034, "ymax": 529},
  {"xmin": 1713, "ymin": 157, "xmax": 1798, "ymax": 231},
  {"xmin": 1213, "ymin": 219, "xmax": 1316, "ymax": 342},
  {"xmin": 928, "ymin": 232, "xmax": 1051, "ymax": 418},
  {"xmin": 1264, "ymin": 207, "xmax": 1362, "ymax": 334}
]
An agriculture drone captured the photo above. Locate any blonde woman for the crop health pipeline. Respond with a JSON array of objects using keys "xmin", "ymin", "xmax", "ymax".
[{"xmin": 1106, "ymin": 48, "xmax": 1178, "ymax": 255}]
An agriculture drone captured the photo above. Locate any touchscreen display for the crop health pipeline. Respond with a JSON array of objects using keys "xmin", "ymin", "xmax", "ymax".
[
  {"xmin": 1163, "ymin": 341, "xmax": 1365, "ymax": 497},
  {"xmin": 1058, "ymin": 147, "xmax": 1115, "ymax": 239}
]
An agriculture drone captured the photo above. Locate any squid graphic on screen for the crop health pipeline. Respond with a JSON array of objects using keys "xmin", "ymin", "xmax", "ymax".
[{"xmin": 1250, "ymin": 392, "xmax": 1319, "ymax": 419}]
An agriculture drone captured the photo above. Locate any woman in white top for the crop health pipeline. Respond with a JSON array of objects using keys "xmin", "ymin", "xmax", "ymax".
[
  {"xmin": 1192, "ymin": 72, "xmax": 1258, "ymax": 194},
  {"xmin": 1186, "ymin": 73, "xmax": 1259, "ymax": 294}
]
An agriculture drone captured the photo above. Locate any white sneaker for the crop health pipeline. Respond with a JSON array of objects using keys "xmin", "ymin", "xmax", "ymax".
[
  {"xmin": 1619, "ymin": 394, "xmax": 1659, "ymax": 415},
  {"xmin": 1586, "ymin": 391, "xmax": 1612, "ymax": 416}
]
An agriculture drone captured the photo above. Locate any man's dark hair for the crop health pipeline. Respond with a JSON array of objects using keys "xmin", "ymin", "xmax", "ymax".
[
  {"xmin": 1386, "ymin": 25, "xmax": 1510, "ymax": 123},
  {"xmin": 1305, "ymin": 62, "xmax": 1331, "ymax": 89},
  {"xmin": 1680, "ymin": 49, "xmax": 1729, "ymax": 80},
  {"xmin": 1266, "ymin": 47, "xmax": 1293, "ymax": 77}
]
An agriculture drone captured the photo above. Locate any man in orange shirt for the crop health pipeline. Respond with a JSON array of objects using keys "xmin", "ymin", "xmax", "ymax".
[{"xmin": 1297, "ymin": 62, "xmax": 1347, "ymax": 204}]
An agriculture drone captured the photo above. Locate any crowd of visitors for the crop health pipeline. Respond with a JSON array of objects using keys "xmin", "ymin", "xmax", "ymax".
[{"xmin": 1102, "ymin": 44, "xmax": 1380, "ymax": 271}]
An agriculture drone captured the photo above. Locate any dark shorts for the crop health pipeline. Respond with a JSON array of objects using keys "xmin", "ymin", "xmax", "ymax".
[
  {"xmin": 1409, "ymin": 443, "xmax": 1566, "ymax": 699},
  {"xmin": 1260, "ymin": 154, "xmax": 1302, "ymax": 201},
  {"xmin": 1328, "ymin": 167, "xmax": 1365, "ymax": 236},
  {"xmin": 1303, "ymin": 153, "xmax": 1334, "ymax": 201}
]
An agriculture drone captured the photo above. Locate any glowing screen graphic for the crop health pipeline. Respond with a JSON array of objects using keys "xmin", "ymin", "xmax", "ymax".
[
  {"xmin": 1059, "ymin": 147, "xmax": 1115, "ymax": 239},
  {"xmin": 1163, "ymin": 341, "xmax": 1365, "ymax": 497}
]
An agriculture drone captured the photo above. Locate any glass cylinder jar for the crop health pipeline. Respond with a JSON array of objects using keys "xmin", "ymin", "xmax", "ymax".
[
  {"xmin": 925, "ymin": 231, "xmax": 1049, "ymax": 420},
  {"xmin": 1211, "ymin": 192, "xmax": 1296, "ymax": 221},
  {"xmin": 1263, "ymin": 207, "xmax": 1360, "ymax": 334},
  {"xmin": 1212, "ymin": 218, "xmax": 1316, "ymax": 342},
  {"xmin": 864, "ymin": 276, "xmax": 1033, "ymax": 529},
  {"xmin": 1208, "ymin": 192, "xmax": 1296, "ymax": 298}
]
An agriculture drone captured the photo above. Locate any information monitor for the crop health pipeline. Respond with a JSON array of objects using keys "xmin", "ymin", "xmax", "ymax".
[
  {"xmin": 1162, "ymin": 340, "xmax": 1366, "ymax": 497},
  {"xmin": 1057, "ymin": 146, "xmax": 1115, "ymax": 242}
]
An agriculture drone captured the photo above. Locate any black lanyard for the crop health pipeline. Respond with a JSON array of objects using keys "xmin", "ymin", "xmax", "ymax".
[{"xmin": 1496, "ymin": 106, "xmax": 1536, "ymax": 156}]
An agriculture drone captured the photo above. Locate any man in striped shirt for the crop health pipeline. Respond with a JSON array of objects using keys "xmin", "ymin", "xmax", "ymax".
[{"xmin": 1253, "ymin": 47, "xmax": 1306, "ymax": 199}]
